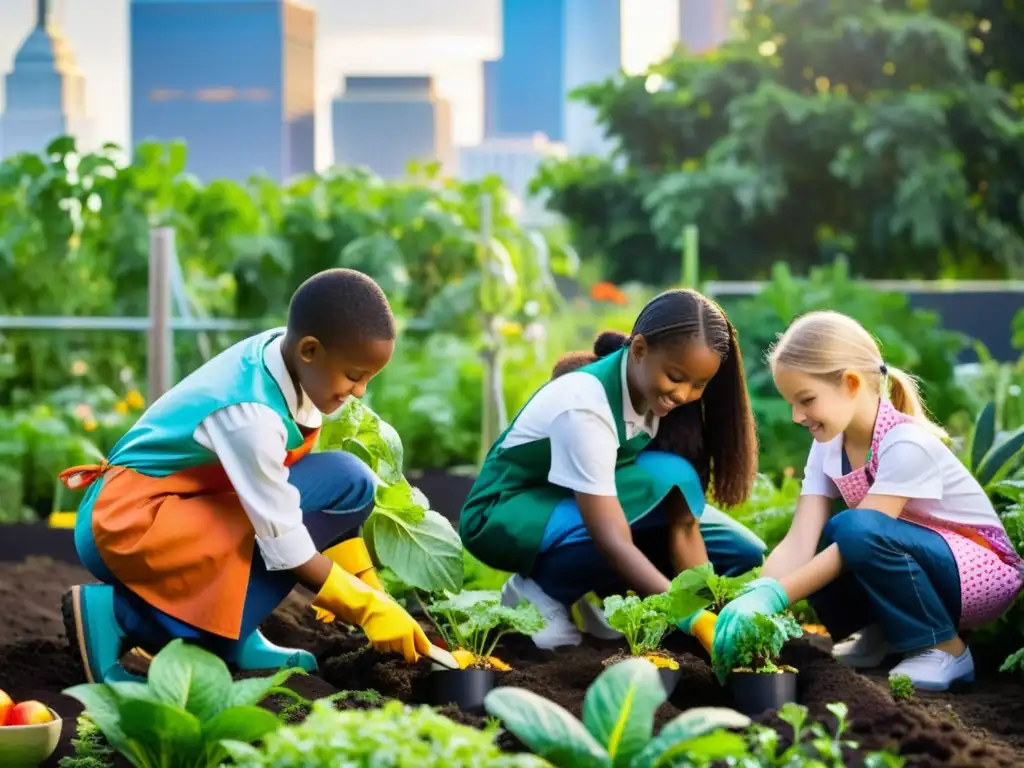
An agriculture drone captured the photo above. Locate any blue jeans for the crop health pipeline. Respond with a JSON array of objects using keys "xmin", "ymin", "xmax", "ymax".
[
  {"xmin": 528, "ymin": 452, "xmax": 766, "ymax": 606},
  {"xmin": 84, "ymin": 451, "xmax": 376, "ymax": 661},
  {"xmin": 808, "ymin": 508, "xmax": 962, "ymax": 653}
]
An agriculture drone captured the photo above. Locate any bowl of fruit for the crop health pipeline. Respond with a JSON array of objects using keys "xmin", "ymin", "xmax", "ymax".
[{"xmin": 0, "ymin": 689, "xmax": 62, "ymax": 767}]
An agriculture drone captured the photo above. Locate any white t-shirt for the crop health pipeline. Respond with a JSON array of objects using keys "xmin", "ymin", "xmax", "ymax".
[
  {"xmin": 800, "ymin": 421, "xmax": 1001, "ymax": 529},
  {"xmin": 192, "ymin": 335, "xmax": 326, "ymax": 573},
  {"xmin": 499, "ymin": 351, "xmax": 658, "ymax": 497}
]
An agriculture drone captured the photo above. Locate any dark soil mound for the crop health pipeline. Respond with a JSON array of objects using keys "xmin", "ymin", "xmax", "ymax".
[{"xmin": 1, "ymin": 558, "xmax": 1021, "ymax": 767}]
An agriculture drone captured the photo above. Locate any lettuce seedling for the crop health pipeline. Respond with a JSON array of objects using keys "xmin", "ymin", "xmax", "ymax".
[
  {"xmin": 426, "ymin": 589, "xmax": 545, "ymax": 668},
  {"xmin": 224, "ymin": 699, "xmax": 547, "ymax": 767},
  {"xmin": 601, "ymin": 573, "xmax": 711, "ymax": 667},
  {"xmin": 721, "ymin": 612, "xmax": 803, "ymax": 677},
  {"xmin": 64, "ymin": 639, "xmax": 301, "ymax": 768},
  {"xmin": 672, "ymin": 563, "xmax": 759, "ymax": 613},
  {"xmin": 485, "ymin": 657, "xmax": 752, "ymax": 768}
]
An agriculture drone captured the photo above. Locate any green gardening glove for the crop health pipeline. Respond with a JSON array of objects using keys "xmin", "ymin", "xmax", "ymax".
[{"xmin": 711, "ymin": 577, "xmax": 789, "ymax": 681}]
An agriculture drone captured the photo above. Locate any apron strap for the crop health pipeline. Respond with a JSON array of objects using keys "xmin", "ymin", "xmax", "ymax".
[{"xmin": 59, "ymin": 460, "xmax": 112, "ymax": 491}]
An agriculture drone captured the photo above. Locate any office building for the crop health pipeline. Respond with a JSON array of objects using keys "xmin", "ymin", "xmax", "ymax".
[
  {"xmin": 2, "ymin": 0, "xmax": 90, "ymax": 157},
  {"xmin": 130, "ymin": 0, "xmax": 316, "ymax": 183},
  {"xmin": 491, "ymin": 0, "xmax": 622, "ymax": 154},
  {"xmin": 332, "ymin": 75, "xmax": 454, "ymax": 179}
]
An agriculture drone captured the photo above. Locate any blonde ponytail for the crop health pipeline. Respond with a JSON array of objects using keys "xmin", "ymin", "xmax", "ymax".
[{"xmin": 768, "ymin": 311, "xmax": 948, "ymax": 441}]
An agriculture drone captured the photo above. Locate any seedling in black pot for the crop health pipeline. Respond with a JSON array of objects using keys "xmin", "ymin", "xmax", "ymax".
[
  {"xmin": 718, "ymin": 612, "xmax": 803, "ymax": 716},
  {"xmin": 421, "ymin": 589, "xmax": 544, "ymax": 714},
  {"xmin": 600, "ymin": 570, "xmax": 711, "ymax": 695}
]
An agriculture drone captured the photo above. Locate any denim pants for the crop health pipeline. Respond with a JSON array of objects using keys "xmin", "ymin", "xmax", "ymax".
[
  {"xmin": 529, "ymin": 504, "xmax": 767, "ymax": 607},
  {"xmin": 808, "ymin": 508, "xmax": 962, "ymax": 653},
  {"xmin": 85, "ymin": 451, "xmax": 376, "ymax": 661}
]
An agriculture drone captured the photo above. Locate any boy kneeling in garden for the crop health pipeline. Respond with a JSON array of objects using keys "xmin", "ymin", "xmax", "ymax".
[{"xmin": 60, "ymin": 269, "xmax": 428, "ymax": 684}]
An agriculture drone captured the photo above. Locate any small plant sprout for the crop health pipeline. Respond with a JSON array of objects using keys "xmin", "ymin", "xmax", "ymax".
[
  {"xmin": 725, "ymin": 613, "xmax": 803, "ymax": 676},
  {"xmin": 674, "ymin": 563, "xmax": 760, "ymax": 613},
  {"xmin": 425, "ymin": 590, "xmax": 545, "ymax": 669},
  {"xmin": 889, "ymin": 674, "xmax": 915, "ymax": 701},
  {"xmin": 999, "ymin": 646, "xmax": 1024, "ymax": 677},
  {"xmin": 602, "ymin": 575, "xmax": 710, "ymax": 669}
]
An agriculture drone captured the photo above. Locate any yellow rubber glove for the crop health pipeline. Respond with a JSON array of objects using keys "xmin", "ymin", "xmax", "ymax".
[
  {"xmin": 323, "ymin": 537, "xmax": 386, "ymax": 592},
  {"xmin": 311, "ymin": 563, "xmax": 431, "ymax": 664},
  {"xmin": 690, "ymin": 610, "xmax": 718, "ymax": 656}
]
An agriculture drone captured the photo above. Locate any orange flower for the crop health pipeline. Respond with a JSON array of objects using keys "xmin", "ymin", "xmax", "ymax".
[{"xmin": 590, "ymin": 281, "xmax": 628, "ymax": 305}]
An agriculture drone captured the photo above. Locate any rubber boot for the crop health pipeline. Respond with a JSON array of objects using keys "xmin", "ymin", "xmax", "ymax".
[
  {"xmin": 62, "ymin": 585, "xmax": 145, "ymax": 684},
  {"xmin": 324, "ymin": 538, "xmax": 385, "ymax": 592},
  {"xmin": 234, "ymin": 629, "xmax": 318, "ymax": 673}
]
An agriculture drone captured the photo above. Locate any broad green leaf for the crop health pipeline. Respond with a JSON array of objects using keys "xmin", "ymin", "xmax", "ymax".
[
  {"xmin": 227, "ymin": 667, "xmax": 300, "ymax": 708},
  {"xmin": 374, "ymin": 477, "xmax": 422, "ymax": 520},
  {"xmin": 117, "ymin": 698, "xmax": 203, "ymax": 765},
  {"xmin": 63, "ymin": 684, "xmax": 132, "ymax": 754},
  {"xmin": 359, "ymin": 430, "xmax": 403, "ymax": 485},
  {"xmin": 583, "ymin": 658, "xmax": 666, "ymax": 767},
  {"xmin": 484, "ymin": 687, "xmax": 611, "ymax": 768},
  {"xmin": 631, "ymin": 708, "xmax": 751, "ymax": 767},
  {"xmin": 977, "ymin": 426, "xmax": 1024, "ymax": 487},
  {"xmin": 993, "ymin": 480, "xmax": 1024, "ymax": 503},
  {"xmin": 146, "ymin": 638, "xmax": 232, "ymax": 722},
  {"xmin": 367, "ymin": 505, "xmax": 463, "ymax": 593},
  {"xmin": 106, "ymin": 681, "xmax": 157, "ymax": 702},
  {"xmin": 971, "ymin": 402, "xmax": 996, "ymax": 471},
  {"xmin": 201, "ymin": 705, "xmax": 283, "ymax": 763}
]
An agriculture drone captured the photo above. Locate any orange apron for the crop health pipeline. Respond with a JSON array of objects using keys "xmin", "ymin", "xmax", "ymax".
[{"xmin": 61, "ymin": 427, "xmax": 320, "ymax": 640}]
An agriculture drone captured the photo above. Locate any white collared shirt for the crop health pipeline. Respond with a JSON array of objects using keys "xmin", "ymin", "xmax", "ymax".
[
  {"xmin": 498, "ymin": 352, "xmax": 658, "ymax": 497},
  {"xmin": 192, "ymin": 335, "xmax": 325, "ymax": 572},
  {"xmin": 800, "ymin": 422, "xmax": 1001, "ymax": 529}
]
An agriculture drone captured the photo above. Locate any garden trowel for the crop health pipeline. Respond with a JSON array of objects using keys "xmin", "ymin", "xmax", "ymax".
[{"xmin": 425, "ymin": 643, "xmax": 460, "ymax": 670}]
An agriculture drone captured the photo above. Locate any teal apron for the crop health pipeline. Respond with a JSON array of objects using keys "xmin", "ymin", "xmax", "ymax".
[{"xmin": 459, "ymin": 348, "xmax": 696, "ymax": 575}]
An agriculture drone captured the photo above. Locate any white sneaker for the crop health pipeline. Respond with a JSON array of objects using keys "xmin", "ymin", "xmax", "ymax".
[
  {"xmin": 501, "ymin": 575, "xmax": 582, "ymax": 649},
  {"xmin": 571, "ymin": 594, "xmax": 623, "ymax": 641},
  {"xmin": 888, "ymin": 647, "xmax": 975, "ymax": 692},
  {"xmin": 832, "ymin": 624, "xmax": 892, "ymax": 668}
]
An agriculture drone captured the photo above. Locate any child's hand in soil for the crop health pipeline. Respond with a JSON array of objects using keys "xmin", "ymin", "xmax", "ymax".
[{"xmin": 712, "ymin": 578, "xmax": 789, "ymax": 672}]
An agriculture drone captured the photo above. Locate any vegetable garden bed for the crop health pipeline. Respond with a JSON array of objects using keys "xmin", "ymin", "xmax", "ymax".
[{"xmin": 2, "ymin": 559, "xmax": 1022, "ymax": 767}]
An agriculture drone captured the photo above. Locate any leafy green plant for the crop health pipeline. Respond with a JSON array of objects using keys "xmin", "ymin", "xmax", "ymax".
[
  {"xmin": 672, "ymin": 563, "xmax": 760, "ymax": 614},
  {"xmin": 963, "ymin": 401, "xmax": 1024, "ymax": 500},
  {"xmin": 319, "ymin": 398, "xmax": 464, "ymax": 594},
  {"xmin": 601, "ymin": 572, "xmax": 711, "ymax": 661},
  {"xmin": 425, "ymin": 589, "xmax": 545, "ymax": 665},
  {"xmin": 63, "ymin": 639, "xmax": 301, "ymax": 768},
  {"xmin": 58, "ymin": 714, "xmax": 116, "ymax": 768},
  {"xmin": 722, "ymin": 613, "xmax": 804, "ymax": 678},
  {"xmin": 746, "ymin": 702, "xmax": 905, "ymax": 767},
  {"xmin": 224, "ymin": 699, "xmax": 547, "ymax": 767},
  {"xmin": 999, "ymin": 647, "xmax": 1024, "ymax": 677},
  {"xmin": 484, "ymin": 657, "xmax": 752, "ymax": 768},
  {"xmin": 889, "ymin": 674, "xmax": 915, "ymax": 701}
]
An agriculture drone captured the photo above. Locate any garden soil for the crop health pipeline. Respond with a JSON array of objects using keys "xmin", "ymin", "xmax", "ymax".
[{"xmin": 2, "ymin": 558, "xmax": 1022, "ymax": 768}]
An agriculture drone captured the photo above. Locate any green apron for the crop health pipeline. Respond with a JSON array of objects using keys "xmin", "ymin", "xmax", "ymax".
[{"xmin": 459, "ymin": 348, "xmax": 694, "ymax": 575}]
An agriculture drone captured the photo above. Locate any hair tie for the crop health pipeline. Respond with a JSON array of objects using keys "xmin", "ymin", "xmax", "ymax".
[{"xmin": 879, "ymin": 363, "xmax": 888, "ymax": 375}]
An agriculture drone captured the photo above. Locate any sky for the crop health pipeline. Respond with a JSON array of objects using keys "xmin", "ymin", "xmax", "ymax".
[{"xmin": 0, "ymin": 0, "xmax": 678, "ymax": 169}]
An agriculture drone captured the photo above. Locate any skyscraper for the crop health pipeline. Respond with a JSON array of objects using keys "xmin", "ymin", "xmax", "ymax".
[
  {"xmin": 678, "ymin": 0, "xmax": 731, "ymax": 54},
  {"xmin": 130, "ymin": 0, "xmax": 316, "ymax": 183},
  {"xmin": 332, "ymin": 75, "xmax": 454, "ymax": 180},
  {"xmin": 2, "ymin": 0, "xmax": 90, "ymax": 158},
  {"xmin": 490, "ymin": 0, "xmax": 622, "ymax": 154}
]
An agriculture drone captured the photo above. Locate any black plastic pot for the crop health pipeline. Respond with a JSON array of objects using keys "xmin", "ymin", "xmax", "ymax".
[
  {"xmin": 426, "ymin": 669, "xmax": 495, "ymax": 715},
  {"xmin": 729, "ymin": 670, "xmax": 797, "ymax": 715},
  {"xmin": 658, "ymin": 667, "xmax": 681, "ymax": 696}
]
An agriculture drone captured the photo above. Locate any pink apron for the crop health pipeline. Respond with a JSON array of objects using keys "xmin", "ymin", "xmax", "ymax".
[{"xmin": 830, "ymin": 401, "xmax": 1023, "ymax": 630}]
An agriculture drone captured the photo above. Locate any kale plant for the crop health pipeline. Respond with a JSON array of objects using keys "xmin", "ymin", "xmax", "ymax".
[
  {"xmin": 889, "ymin": 674, "xmax": 915, "ymax": 701},
  {"xmin": 426, "ymin": 589, "xmax": 544, "ymax": 665},
  {"xmin": 673, "ymin": 563, "xmax": 760, "ymax": 613},
  {"xmin": 722, "ymin": 612, "xmax": 803, "ymax": 677},
  {"xmin": 602, "ymin": 573, "xmax": 710, "ymax": 659}
]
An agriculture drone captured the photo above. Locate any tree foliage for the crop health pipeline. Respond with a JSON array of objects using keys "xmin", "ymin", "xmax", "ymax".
[{"xmin": 534, "ymin": 0, "xmax": 1024, "ymax": 283}]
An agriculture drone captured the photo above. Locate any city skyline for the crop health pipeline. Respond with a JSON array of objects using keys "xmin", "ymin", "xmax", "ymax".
[{"xmin": 0, "ymin": 0, "xmax": 681, "ymax": 169}]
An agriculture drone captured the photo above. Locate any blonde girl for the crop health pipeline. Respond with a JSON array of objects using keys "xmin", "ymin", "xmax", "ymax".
[{"xmin": 712, "ymin": 310, "xmax": 1023, "ymax": 691}]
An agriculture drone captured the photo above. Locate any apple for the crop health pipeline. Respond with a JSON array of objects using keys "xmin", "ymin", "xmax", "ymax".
[
  {"xmin": 0, "ymin": 689, "xmax": 12, "ymax": 726},
  {"xmin": 6, "ymin": 701, "xmax": 53, "ymax": 726}
]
